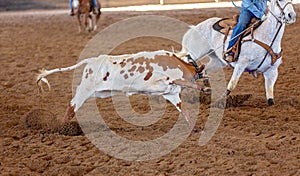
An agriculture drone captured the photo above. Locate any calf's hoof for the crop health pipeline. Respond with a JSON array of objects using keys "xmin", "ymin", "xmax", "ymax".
[{"xmin": 268, "ymin": 98, "xmax": 275, "ymax": 106}]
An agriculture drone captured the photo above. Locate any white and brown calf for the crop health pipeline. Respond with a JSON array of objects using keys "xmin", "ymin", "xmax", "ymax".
[{"xmin": 36, "ymin": 50, "xmax": 205, "ymax": 126}]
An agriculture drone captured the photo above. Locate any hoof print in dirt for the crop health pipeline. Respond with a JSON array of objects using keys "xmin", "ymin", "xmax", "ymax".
[
  {"xmin": 183, "ymin": 91, "xmax": 212, "ymax": 104},
  {"xmin": 226, "ymin": 94, "xmax": 252, "ymax": 107},
  {"xmin": 212, "ymin": 94, "xmax": 252, "ymax": 108},
  {"xmin": 57, "ymin": 121, "xmax": 83, "ymax": 136},
  {"xmin": 199, "ymin": 92, "xmax": 212, "ymax": 105}
]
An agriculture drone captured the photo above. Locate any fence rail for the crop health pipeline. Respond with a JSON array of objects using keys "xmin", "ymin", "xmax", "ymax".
[{"xmin": 101, "ymin": 0, "xmax": 231, "ymax": 8}]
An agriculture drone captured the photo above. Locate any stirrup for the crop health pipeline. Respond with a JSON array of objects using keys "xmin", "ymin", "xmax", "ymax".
[
  {"xmin": 224, "ymin": 52, "xmax": 234, "ymax": 62},
  {"xmin": 70, "ymin": 9, "xmax": 75, "ymax": 16},
  {"xmin": 92, "ymin": 8, "xmax": 98, "ymax": 14}
]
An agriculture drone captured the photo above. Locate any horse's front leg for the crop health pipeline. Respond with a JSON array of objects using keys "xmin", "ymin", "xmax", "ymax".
[
  {"xmin": 223, "ymin": 61, "xmax": 248, "ymax": 97},
  {"xmin": 84, "ymin": 13, "xmax": 89, "ymax": 31},
  {"xmin": 77, "ymin": 14, "xmax": 82, "ymax": 33},
  {"xmin": 263, "ymin": 67, "xmax": 279, "ymax": 106}
]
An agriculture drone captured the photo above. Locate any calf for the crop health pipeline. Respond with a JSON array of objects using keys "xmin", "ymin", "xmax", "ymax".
[{"xmin": 36, "ymin": 50, "xmax": 205, "ymax": 126}]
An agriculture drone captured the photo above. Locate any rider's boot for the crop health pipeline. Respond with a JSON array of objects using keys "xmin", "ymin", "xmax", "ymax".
[
  {"xmin": 70, "ymin": 8, "xmax": 75, "ymax": 16},
  {"xmin": 225, "ymin": 52, "xmax": 234, "ymax": 62},
  {"xmin": 92, "ymin": 7, "xmax": 98, "ymax": 14}
]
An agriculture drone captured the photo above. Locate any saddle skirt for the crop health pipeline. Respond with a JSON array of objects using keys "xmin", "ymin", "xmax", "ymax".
[{"xmin": 213, "ymin": 14, "xmax": 263, "ymax": 62}]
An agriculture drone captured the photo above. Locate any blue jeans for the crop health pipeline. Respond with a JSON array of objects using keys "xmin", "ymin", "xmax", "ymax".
[
  {"xmin": 227, "ymin": 8, "xmax": 256, "ymax": 50},
  {"xmin": 70, "ymin": 0, "xmax": 73, "ymax": 9},
  {"xmin": 92, "ymin": 0, "xmax": 98, "ymax": 9},
  {"xmin": 70, "ymin": 0, "xmax": 98, "ymax": 10}
]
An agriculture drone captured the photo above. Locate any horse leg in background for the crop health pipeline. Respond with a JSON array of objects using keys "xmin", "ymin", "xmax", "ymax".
[
  {"xmin": 84, "ymin": 12, "xmax": 92, "ymax": 32},
  {"xmin": 77, "ymin": 13, "xmax": 82, "ymax": 33},
  {"xmin": 97, "ymin": 0, "xmax": 101, "ymax": 16},
  {"xmin": 223, "ymin": 60, "xmax": 248, "ymax": 97},
  {"xmin": 84, "ymin": 12, "xmax": 88, "ymax": 31},
  {"xmin": 92, "ymin": 0, "xmax": 101, "ymax": 31},
  {"xmin": 263, "ymin": 67, "xmax": 279, "ymax": 106},
  {"xmin": 92, "ymin": 14, "xmax": 97, "ymax": 31},
  {"xmin": 88, "ymin": 14, "xmax": 93, "ymax": 31}
]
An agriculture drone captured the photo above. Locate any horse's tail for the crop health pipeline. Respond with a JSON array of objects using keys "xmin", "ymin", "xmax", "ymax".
[
  {"xmin": 36, "ymin": 58, "xmax": 94, "ymax": 91},
  {"xmin": 175, "ymin": 25, "xmax": 197, "ymax": 59}
]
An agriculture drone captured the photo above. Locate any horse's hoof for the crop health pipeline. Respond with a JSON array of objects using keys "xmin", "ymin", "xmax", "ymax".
[
  {"xmin": 93, "ymin": 26, "xmax": 97, "ymax": 31},
  {"xmin": 268, "ymin": 98, "xmax": 275, "ymax": 106},
  {"xmin": 203, "ymin": 78, "xmax": 210, "ymax": 87},
  {"xmin": 202, "ymin": 87, "xmax": 212, "ymax": 95}
]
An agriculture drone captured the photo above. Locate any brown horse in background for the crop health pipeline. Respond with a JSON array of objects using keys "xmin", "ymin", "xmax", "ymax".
[{"xmin": 72, "ymin": 0, "xmax": 101, "ymax": 32}]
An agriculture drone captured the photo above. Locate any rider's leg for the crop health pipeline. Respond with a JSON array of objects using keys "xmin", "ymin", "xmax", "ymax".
[
  {"xmin": 70, "ymin": 0, "xmax": 74, "ymax": 16},
  {"xmin": 227, "ymin": 9, "xmax": 254, "ymax": 50},
  {"xmin": 225, "ymin": 9, "xmax": 254, "ymax": 61},
  {"xmin": 92, "ymin": 0, "xmax": 98, "ymax": 8},
  {"xmin": 92, "ymin": 0, "xmax": 98, "ymax": 14}
]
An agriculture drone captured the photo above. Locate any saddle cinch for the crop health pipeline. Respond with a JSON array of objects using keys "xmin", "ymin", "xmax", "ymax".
[{"xmin": 212, "ymin": 15, "xmax": 263, "ymax": 62}]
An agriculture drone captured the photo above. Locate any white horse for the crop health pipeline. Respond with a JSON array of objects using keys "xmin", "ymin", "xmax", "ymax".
[{"xmin": 178, "ymin": 0, "xmax": 296, "ymax": 106}]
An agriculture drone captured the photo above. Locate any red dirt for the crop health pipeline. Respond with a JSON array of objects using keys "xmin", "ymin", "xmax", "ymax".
[{"xmin": 0, "ymin": 6, "xmax": 299, "ymax": 175}]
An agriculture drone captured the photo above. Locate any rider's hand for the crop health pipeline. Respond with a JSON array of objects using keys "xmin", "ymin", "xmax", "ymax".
[{"xmin": 261, "ymin": 14, "xmax": 267, "ymax": 21}]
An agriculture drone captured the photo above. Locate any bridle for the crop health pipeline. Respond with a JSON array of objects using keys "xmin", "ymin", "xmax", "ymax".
[
  {"xmin": 271, "ymin": 0, "xmax": 293, "ymax": 23},
  {"xmin": 247, "ymin": 0, "xmax": 294, "ymax": 73},
  {"xmin": 276, "ymin": 0, "xmax": 293, "ymax": 15}
]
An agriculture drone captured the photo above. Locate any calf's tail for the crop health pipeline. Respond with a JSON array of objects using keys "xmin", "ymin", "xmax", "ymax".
[{"xmin": 36, "ymin": 58, "xmax": 93, "ymax": 91}]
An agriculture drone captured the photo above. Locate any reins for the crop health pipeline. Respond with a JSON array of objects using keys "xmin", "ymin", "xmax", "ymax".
[
  {"xmin": 242, "ymin": 12, "xmax": 283, "ymax": 72},
  {"xmin": 250, "ymin": 0, "xmax": 292, "ymax": 72},
  {"xmin": 253, "ymin": 19, "xmax": 283, "ymax": 71}
]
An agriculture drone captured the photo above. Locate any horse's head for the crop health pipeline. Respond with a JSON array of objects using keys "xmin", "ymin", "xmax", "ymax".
[{"xmin": 270, "ymin": 0, "xmax": 296, "ymax": 24}]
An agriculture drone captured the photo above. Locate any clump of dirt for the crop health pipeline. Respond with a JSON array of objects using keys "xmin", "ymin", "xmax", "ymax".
[
  {"xmin": 23, "ymin": 109, "xmax": 59, "ymax": 133},
  {"xmin": 56, "ymin": 121, "xmax": 83, "ymax": 136},
  {"xmin": 226, "ymin": 94, "xmax": 252, "ymax": 107},
  {"xmin": 23, "ymin": 109, "xmax": 83, "ymax": 136},
  {"xmin": 198, "ymin": 92, "xmax": 212, "ymax": 105}
]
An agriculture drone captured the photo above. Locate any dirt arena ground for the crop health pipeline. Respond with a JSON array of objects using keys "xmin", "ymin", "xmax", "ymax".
[{"xmin": 0, "ymin": 4, "xmax": 300, "ymax": 176}]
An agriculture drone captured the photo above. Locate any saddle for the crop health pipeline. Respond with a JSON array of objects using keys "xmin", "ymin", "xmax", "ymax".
[{"xmin": 212, "ymin": 14, "xmax": 263, "ymax": 62}]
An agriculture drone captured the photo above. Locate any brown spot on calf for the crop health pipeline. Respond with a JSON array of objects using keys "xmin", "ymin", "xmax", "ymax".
[
  {"xmin": 138, "ymin": 66, "xmax": 145, "ymax": 73},
  {"xmin": 103, "ymin": 72, "xmax": 110, "ymax": 81},
  {"xmin": 128, "ymin": 65, "xmax": 137, "ymax": 72},
  {"xmin": 88, "ymin": 68, "xmax": 93, "ymax": 74},
  {"xmin": 120, "ymin": 59, "xmax": 126, "ymax": 68},
  {"xmin": 144, "ymin": 71, "xmax": 153, "ymax": 81}
]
